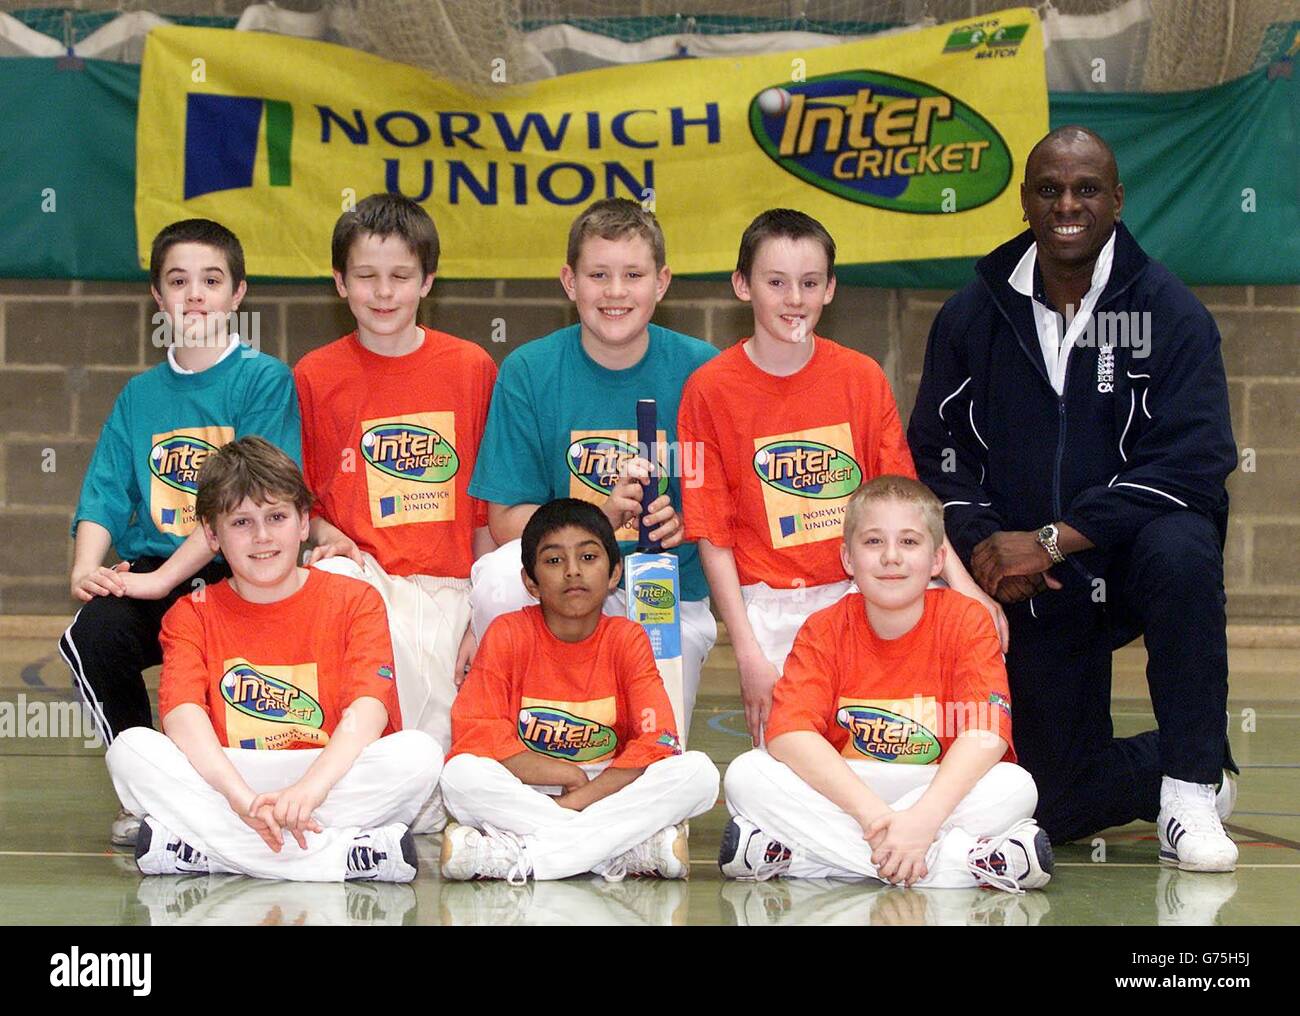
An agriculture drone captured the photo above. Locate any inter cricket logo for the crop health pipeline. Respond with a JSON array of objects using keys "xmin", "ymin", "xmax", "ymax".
[
  {"xmin": 148, "ymin": 435, "xmax": 219, "ymax": 493},
  {"xmin": 567, "ymin": 437, "xmax": 669, "ymax": 497},
  {"xmin": 748, "ymin": 71, "xmax": 1011, "ymax": 213},
  {"xmin": 518, "ymin": 706, "xmax": 617, "ymax": 763},
  {"xmin": 360, "ymin": 423, "xmax": 459, "ymax": 483},
  {"xmin": 753, "ymin": 440, "xmax": 863, "ymax": 499},
  {"xmin": 220, "ymin": 664, "xmax": 325, "ymax": 727},
  {"xmin": 836, "ymin": 705, "xmax": 942, "ymax": 763},
  {"xmin": 633, "ymin": 579, "xmax": 676, "ymax": 610}
]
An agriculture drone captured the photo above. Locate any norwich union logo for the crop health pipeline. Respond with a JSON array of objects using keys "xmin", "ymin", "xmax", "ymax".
[
  {"xmin": 753, "ymin": 440, "xmax": 862, "ymax": 499},
  {"xmin": 360, "ymin": 423, "xmax": 459, "ymax": 483},
  {"xmin": 518, "ymin": 706, "xmax": 617, "ymax": 763},
  {"xmin": 184, "ymin": 93, "xmax": 293, "ymax": 200},
  {"xmin": 748, "ymin": 71, "xmax": 1011, "ymax": 213},
  {"xmin": 149, "ymin": 435, "xmax": 219, "ymax": 494},
  {"xmin": 837, "ymin": 705, "xmax": 941, "ymax": 763},
  {"xmin": 567, "ymin": 437, "xmax": 669, "ymax": 497},
  {"xmin": 220, "ymin": 664, "xmax": 324, "ymax": 727}
]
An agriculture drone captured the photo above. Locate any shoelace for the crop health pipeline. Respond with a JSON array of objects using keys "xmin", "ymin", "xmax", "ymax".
[
  {"xmin": 1169, "ymin": 784, "xmax": 1227, "ymax": 836},
  {"xmin": 480, "ymin": 823, "xmax": 533, "ymax": 886},
  {"xmin": 168, "ymin": 838, "xmax": 209, "ymax": 867},
  {"xmin": 753, "ymin": 840, "xmax": 792, "ymax": 882},
  {"xmin": 966, "ymin": 819, "xmax": 1039, "ymax": 895},
  {"xmin": 347, "ymin": 842, "xmax": 388, "ymax": 875},
  {"xmin": 601, "ymin": 832, "xmax": 670, "ymax": 883}
]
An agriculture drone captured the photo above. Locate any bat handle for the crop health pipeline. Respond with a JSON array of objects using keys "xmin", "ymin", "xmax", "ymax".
[{"xmin": 636, "ymin": 399, "xmax": 662, "ymax": 553}]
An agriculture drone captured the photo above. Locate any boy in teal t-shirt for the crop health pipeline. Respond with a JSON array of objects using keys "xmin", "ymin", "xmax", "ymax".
[
  {"xmin": 59, "ymin": 218, "xmax": 301, "ymax": 846},
  {"xmin": 468, "ymin": 198, "xmax": 717, "ymax": 730}
]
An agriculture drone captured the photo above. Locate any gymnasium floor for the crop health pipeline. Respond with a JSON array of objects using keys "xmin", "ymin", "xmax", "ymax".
[{"xmin": 1, "ymin": 631, "xmax": 1296, "ymax": 926}]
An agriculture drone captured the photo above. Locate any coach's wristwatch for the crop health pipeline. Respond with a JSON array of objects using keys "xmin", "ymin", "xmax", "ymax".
[{"xmin": 1036, "ymin": 524, "xmax": 1066, "ymax": 565}]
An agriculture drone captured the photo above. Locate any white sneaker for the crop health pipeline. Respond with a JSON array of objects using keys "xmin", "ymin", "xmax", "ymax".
[
  {"xmin": 1216, "ymin": 770, "xmax": 1237, "ymax": 822},
  {"xmin": 440, "ymin": 822, "xmax": 532, "ymax": 885},
  {"xmin": 345, "ymin": 824, "xmax": 418, "ymax": 883},
  {"xmin": 1158, "ymin": 777, "xmax": 1238, "ymax": 872},
  {"xmin": 718, "ymin": 815, "xmax": 792, "ymax": 881},
  {"xmin": 111, "ymin": 808, "xmax": 142, "ymax": 847},
  {"xmin": 966, "ymin": 819, "xmax": 1054, "ymax": 893},
  {"xmin": 598, "ymin": 824, "xmax": 690, "ymax": 882},
  {"xmin": 134, "ymin": 817, "xmax": 211, "ymax": 876}
]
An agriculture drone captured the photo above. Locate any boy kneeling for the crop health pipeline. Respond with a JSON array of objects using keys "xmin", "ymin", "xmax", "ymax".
[
  {"xmin": 441, "ymin": 499, "xmax": 719, "ymax": 882},
  {"xmin": 721, "ymin": 476, "xmax": 1053, "ymax": 893},
  {"xmin": 107, "ymin": 437, "xmax": 439, "ymax": 882}
]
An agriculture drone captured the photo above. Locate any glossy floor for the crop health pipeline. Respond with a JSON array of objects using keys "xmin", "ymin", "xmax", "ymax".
[{"xmin": 1, "ymin": 638, "xmax": 1296, "ymax": 925}]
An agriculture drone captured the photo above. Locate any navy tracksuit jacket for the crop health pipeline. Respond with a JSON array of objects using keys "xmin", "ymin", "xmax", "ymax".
[{"xmin": 907, "ymin": 222, "xmax": 1238, "ymax": 843}]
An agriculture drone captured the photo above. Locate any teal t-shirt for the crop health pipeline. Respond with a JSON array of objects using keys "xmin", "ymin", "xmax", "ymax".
[
  {"xmin": 72, "ymin": 346, "xmax": 302, "ymax": 562},
  {"xmin": 469, "ymin": 324, "xmax": 718, "ymax": 602}
]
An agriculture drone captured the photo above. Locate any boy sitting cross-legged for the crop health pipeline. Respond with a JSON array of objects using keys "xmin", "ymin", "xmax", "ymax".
[
  {"xmin": 440, "ymin": 498, "xmax": 719, "ymax": 883},
  {"xmin": 720, "ymin": 476, "xmax": 1054, "ymax": 894},
  {"xmin": 106, "ymin": 437, "xmax": 440, "ymax": 882}
]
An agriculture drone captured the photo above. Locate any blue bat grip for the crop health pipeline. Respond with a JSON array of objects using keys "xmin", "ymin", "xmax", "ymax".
[{"xmin": 636, "ymin": 399, "xmax": 661, "ymax": 552}]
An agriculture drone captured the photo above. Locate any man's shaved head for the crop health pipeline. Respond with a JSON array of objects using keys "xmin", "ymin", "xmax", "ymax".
[{"xmin": 1025, "ymin": 126, "xmax": 1120, "ymax": 188}]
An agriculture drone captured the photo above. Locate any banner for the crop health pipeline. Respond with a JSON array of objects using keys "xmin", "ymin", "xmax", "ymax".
[{"xmin": 135, "ymin": 10, "xmax": 1048, "ymax": 278}]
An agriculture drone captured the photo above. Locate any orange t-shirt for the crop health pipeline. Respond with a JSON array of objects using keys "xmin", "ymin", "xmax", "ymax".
[
  {"xmin": 449, "ymin": 606, "xmax": 681, "ymax": 770},
  {"xmin": 678, "ymin": 337, "xmax": 915, "ymax": 588},
  {"xmin": 159, "ymin": 569, "xmax": 402, "ymax": 750},
  {"xmin": 765, "ymin": 589, "xmax": 1014, "ymax": 764},
  {"xmin": 294, "ymin": 327, "xmax": 497, "ymax": 578}
]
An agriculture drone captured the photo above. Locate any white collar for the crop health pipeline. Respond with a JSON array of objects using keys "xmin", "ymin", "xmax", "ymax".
[
  {"xmin": 1008, "ymin": 230, "xmax": 1117, "ymax": 303},
  {"xmin": 168, "ymin": 333, "xmax": 243, "ymax": 375}
]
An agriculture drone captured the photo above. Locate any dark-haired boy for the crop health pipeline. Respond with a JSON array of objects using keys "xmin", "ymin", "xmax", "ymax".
[
  {"xmin": 678, "ymin": 209, "xmax": 1005, "ymax": 746},
  {"xmin": 295, "ymin": 195, "xmax": 497, "ymax": 821},
  {"xmin": 60, "ymin": 218, "xmax": 301, "ymax": 846},
  {"xmin": 106, "ymin": 437, "xmax": 439, "ymax": 882},
  {"xmin": 440, "ymin": 499, "xmax": 719, "ymax": 882}
]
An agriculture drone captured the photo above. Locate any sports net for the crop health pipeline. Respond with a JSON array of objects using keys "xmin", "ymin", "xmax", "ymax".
[{"xmin": 3, "ymin": 0, "xmax": 1296, "ymax": 91}]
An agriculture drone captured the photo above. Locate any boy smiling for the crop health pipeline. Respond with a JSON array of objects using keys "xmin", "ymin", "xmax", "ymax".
[
  {"xmin": 720, "ymin": 476, "xmax": 1052, "ymax": 893},
  {"xmin": 106, "ymin": 437, "xmax": 439, "ymax": 882}
]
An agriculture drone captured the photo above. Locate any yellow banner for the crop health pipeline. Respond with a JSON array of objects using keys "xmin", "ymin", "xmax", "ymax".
[{"xmin": 136, "ymin": 12, "xmax": 1046, "ymax": 278}]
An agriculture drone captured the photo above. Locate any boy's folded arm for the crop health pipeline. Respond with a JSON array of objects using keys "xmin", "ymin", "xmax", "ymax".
[
  {"xmin": 296, "ymin": 695, "xmax": 389, "ymax": 795},
  {"xmin": 559, "ymin": 764, "xmax": 643, "ymax": 810},
  {"xmin": 767, "ymin": 730, "xmax": 891, "ymax": 831},
  {"xmin": 161, "ymin": 703, "xmax": 257, "ymax": 810},
  {"xmin": 70, "ymin": 521, "xmax": 122, "ymax": 599},
  {"xmin": 121, "ymin": 527, "xmax": 218, "ymax": 600},
  {"xmin": 500, "ymin": 750, "xmax": 587, "ymax": 791}
]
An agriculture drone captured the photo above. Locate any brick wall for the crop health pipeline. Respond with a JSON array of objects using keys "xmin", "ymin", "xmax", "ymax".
[{"xmin": 0, "ymin": 276, "xmax": 1294, "ymax": 619}]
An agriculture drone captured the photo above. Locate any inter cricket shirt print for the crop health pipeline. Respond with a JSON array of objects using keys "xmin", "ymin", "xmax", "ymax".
[
  {"xmin": 679, "ymin": 336, "xmax": 916, "ymax": 588},
  {"xmin": 294, "ymin": 327, "xmax": 496, "ymax": 578}
]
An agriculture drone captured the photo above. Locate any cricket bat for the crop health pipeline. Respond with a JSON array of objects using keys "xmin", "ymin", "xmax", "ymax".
[{"xmin": 625, "ymin": 398, "xmax": 687, "ymax": 745}]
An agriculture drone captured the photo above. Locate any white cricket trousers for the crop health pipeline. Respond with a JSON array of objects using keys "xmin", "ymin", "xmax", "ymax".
[
  {"xmin": 310, "ymin": 554, "xmax": 469, "ymax": 750},
  {"xmin": 740, "ymin": 579, "xmax": 854, "ymax": 673},
  {"xmin": 441, "ymin": 751, "xmax": 720, "ymax": 880},
  {"xmin": 470, "ymin": 539, "xmax": 718, "ymax": 729},
  {"xmin": 106, "ymin": 727, "xmax": 442, "ymax": 881},
  {"xmin": 724, "ymin": 749, "xmax": 1038, "ymax": 887}
]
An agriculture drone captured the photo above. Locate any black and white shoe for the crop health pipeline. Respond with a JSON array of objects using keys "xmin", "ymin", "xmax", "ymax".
[
  {"xmin": 346, "ymin": 824, "xmax": 418, "ymax": 883},
  {"xmin": 1158, "ymin": 777, "xmax": 1238, "ymax": 872},
  {"xmin": 134, "ymin": 817, "xmax": 211, "ymax": 876},
  {"xmin": 966, "ymin": 819, "xmax": 1054, "ymax": 893},
  {"xmin": 718, "ymin": 816, "xmax": 792, "ymax": 881}
]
